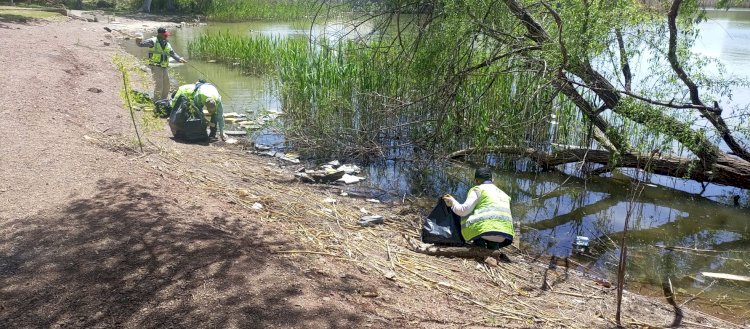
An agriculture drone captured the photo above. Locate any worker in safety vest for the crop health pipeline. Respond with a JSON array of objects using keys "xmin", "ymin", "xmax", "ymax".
[
  {"xmin": 443, "ymin": 167, "xmax": 514, "ymax": 250},
  {"xmin": 135, "ymin": 27, "xmax": 187, "ymax": 101},
  {"xmin": 170, "ymin": 81, "xmax": 226, "ymax": 141}
]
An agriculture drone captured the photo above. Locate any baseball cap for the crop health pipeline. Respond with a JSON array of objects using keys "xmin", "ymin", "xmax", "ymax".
[{"xmin": 157, "ymin": 27, "xmax": 170, "ymax": 36}]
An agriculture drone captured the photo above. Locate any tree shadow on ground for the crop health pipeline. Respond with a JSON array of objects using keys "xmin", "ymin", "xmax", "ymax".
[{"xmin": 0, "ymin": 178, "xmax": 366, "ymax": 328}]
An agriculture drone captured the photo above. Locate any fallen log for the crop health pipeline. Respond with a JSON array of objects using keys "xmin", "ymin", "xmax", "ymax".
[
  {"xmin": 407, "ymin": 238, "xmax": 510, "ymax": 259},
  {"xmin": 446, "ymin": 146, "xmax": 750, "ymax": 189}
]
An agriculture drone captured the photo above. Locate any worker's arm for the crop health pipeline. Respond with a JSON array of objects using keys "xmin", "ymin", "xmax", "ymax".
[
  {"xmin": 444, "ymin": 189, "xmax": 480, "ymax": 217},
  {"xmin": 135, "ymin": 36, "xmax": 154, "ymax": 48},
  {"xmin": 169, "ymin": 45, "xmax": 187, "ymax": 63}
]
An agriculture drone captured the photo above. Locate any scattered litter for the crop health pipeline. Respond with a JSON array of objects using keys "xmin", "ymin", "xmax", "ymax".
[
  {"xmin": 337, "ymin": 174, "xmax": 366, "ymax": 184},
  {"xmin": 322, "ymin": 198, "xmax": 337, "ymax": 204},
  {"xmin": 254, "ymin": 143, "xmax": 272, "ymax": 151},
  {"xmin": 251, "ymin": 202, "xmax": 263, "ymax": 210},
  {"xmin": 573, "ymin": 236, "xmax": 590, "ymax": 253},
  {"xmin": 225, "ymin": 138, "xmax": 238, "ymax": 144},
  {"xmin": 337, "ymin": 164, "xmax": 361, "ymax": 174},
  {"xmin": 321, "ymin": 208, "xmax": 333, "ymax": 213},
  {"xmin": 358, "ymin": 215, "xmax": 384, "ymax": 227},
  {"xmin": 359, "ymin": 207, "xmax": 368, "ymax": 214},
  {"xmin": 327, "ymin": 160, "xmax": 341, "ymax": 167},
  {"xmin": 340, "ymin": 192, "xmax": 349, "ymax": 197},
  {"xmin": 384, "ymin": 271, "xmax": 396, "ymax": 280},
  {"xmin": 366, "ymin": 198, "xmax": 380, "ymax": 203}
]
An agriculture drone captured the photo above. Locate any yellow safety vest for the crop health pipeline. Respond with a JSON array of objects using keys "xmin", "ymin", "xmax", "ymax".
[
  {"xmin": 147, "ymin": 37, "xmax": 172, "ymax": 67},
  {"xmin": 461, "ymin": 184, "xmax": 514, "ymax": 242}
]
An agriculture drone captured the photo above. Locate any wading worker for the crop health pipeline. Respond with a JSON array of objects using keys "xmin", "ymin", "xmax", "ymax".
[
  {"xmin": 443, "ymin": 167, "xmax": 514, "ymax": 250},
  {"xmin": 135, "ymin": 27, "xmax": 187, "ymax": 101},
  {"xmin": 171, "ymin": 81, "xmax": 227, "ymax": 141}
]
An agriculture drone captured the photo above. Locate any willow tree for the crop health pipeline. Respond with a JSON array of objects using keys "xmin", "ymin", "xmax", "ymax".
[{"xmin": 334, "ymin": 0, "xmax": 750, "ymax": 189}]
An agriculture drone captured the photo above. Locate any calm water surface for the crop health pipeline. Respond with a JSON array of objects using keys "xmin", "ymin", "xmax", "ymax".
[{"xmin": 122, "ymin": 11, "xmax": 750, "ymax": 320}]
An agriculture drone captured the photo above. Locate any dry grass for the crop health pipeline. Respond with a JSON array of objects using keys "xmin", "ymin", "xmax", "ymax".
[{"xmin": 118, "ymin": 132, "xmax": 744, "ymax": 328}]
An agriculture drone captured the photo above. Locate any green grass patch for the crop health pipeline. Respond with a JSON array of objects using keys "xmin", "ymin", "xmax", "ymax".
[{"xmin": 0, "ymin": 6, "xmax": 67, "ymax": 22}]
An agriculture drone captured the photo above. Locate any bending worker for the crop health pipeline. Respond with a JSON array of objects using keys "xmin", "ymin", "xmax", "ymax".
[
  {"xmin": 171, "ymin": 81, "xmax": 227, "ymax": 141},
  {"xmin": 135, "ymin": 27, "xmax": 187, "ymax": 101},
  {"xmin": 443, "ymin": 167, "xmax": 514, "ymax": 250}
]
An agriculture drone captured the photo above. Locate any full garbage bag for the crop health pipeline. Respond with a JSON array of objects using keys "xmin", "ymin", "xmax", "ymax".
[
  {"xmin": 168, "ymin": 95, "xmax": 208, "ymax": 142},
  {"xmin": 421, "ymin": 198, "xmax": 464, "ymax": 246}
]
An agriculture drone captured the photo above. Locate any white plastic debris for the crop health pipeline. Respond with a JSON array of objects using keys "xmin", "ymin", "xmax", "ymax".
[
  {"xmin": 359, "ymin": 207, "xmax": 369, "ymax": 214},
  {"xmin": 337, "ymin": 164, "xmax": 361, "ymax": 174},
  {"xmin": 322, "ymin": 197, "xmax": 337, "ymax": 204},
  {"xmin": 225, "ymin": 138, "xmax": 238, "ymax": 144},
  {"xmin": 337, "ymin": 174, "xmax": 365, "ymax": 184},
  {"xmin": 327, "ymin": 160, "xmax": 341, "ymax": 167},
  {"xmin": 251, "ymin": 202, "xmax": 263, "ymax": 210},
  {"xmin": 366, "ymin": 199, "xmax": 380, "ymax": 203}
]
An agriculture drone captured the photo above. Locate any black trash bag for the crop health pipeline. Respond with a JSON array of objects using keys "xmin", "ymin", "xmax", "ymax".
[
  {"xmin": 168, "ymin": 95, "xmax": 208, "ymax": 142},
  {"xmin": 421, "ymin": 198, "xmax": 465, "ymax": 246},
  {"xmin": 154, "ymin": 99, "xmax": 172, "ymax": 118}
]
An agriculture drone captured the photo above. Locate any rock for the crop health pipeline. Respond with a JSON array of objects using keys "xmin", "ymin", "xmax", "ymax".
[
  {"xmin": 237, "ymin": 189, "xmax": 250, "ymax": 197},
  {"xmin": 225, "ymin": 138, "xmax": 238, "ymax": 144},
  {"xmin": 327, "ymin": 160, "xmax": 341, "ymax": 167},
  {"xmin": 484, "ymin": 256, "xmax": 498, "ymax": 267},
  {"xmin": 337, "ymin": 174, "xmax": 365, "ymax": 184},
  {"xmin": 358, "ymin": 215, "xmax": 384, "ymax": 227},
  {"xmin": 87, "ymin": 87, "xmax": 103, "ymax": 93},
  {"xmin": 359, "ymin": 207, "xmax": 368, "ymax": 214},
  {"xmin": 384, "ymin": 271, "xmax": 396, "ymax": 280},
  {"xmin": 256, "ymin": 150, "xmax": 276, "ymax": 157},
  {"xmin": 294, "ymin": 172, "xmax": 315, "ymax": 183}
]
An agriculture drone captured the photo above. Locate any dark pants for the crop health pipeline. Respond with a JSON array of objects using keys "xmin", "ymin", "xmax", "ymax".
[{"xmin": 473, "ymin": 237, "xmax": 512, "ymax": 250}]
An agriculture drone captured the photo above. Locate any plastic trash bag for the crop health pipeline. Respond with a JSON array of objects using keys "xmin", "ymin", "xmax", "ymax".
[
  {"xmin": 421, "ymin": 198, "xmax": 465, "ymax": 246},
  {"xmin": 168, "ymin": 95, "xmax": 208, "ymax": 142}
]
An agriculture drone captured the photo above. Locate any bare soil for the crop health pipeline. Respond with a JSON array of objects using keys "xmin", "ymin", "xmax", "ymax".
[{"xmin": 0, "ymin": 12, "xmax": 746, "ymax": 329}]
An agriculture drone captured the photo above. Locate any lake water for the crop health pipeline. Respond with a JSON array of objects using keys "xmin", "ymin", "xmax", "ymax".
[{"xmin": 121, "ymin": 10, "xmax": 750, "ymax": 321}]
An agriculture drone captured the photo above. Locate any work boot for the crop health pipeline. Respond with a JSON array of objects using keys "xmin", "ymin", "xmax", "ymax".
[{"xmin": 209, "ymin": 127, "xmax": 217, "ymax": 138}]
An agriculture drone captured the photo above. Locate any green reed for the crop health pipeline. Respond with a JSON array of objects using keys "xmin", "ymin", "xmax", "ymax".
[{"xmin": 189, "ymin": 30, "xmax": 593, "ymax": 158}]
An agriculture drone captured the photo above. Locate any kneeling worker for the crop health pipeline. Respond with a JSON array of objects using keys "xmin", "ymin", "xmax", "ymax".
[
  {"xmin": 171, "ymin": 81, "xmax": 227, "ymax": 141},
  {"xmin": 443, "ymin": 167, "xmax": 514, "ymax": 250}
]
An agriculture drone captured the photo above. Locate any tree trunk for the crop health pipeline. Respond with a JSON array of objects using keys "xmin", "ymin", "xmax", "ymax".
[{"xmin": 142, "ymin": 0, "xmax": 153, "ymax": 13}]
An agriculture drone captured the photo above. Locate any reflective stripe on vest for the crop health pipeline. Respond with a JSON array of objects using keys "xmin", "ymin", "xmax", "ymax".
[
  {"xmin": 147, "ymin": 37, "xmax": 171, "ymax": 67},
  {"xmin": 460, "ymin": 184, "xmax": 514, "ymax": 242}
]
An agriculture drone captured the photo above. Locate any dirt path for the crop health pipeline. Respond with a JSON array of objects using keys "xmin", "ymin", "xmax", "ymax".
[{"xmin": 0, "ymin": 13, "xmax": 745, "ymax": 329}]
